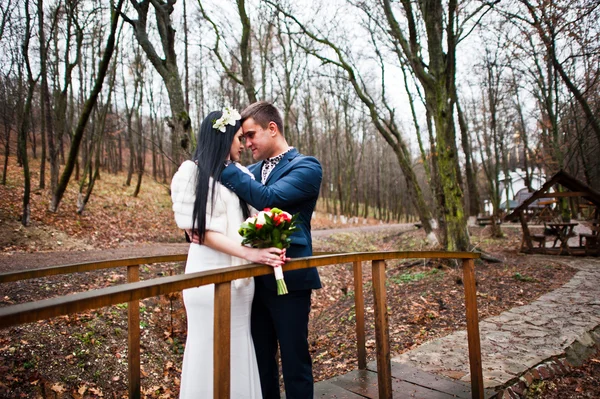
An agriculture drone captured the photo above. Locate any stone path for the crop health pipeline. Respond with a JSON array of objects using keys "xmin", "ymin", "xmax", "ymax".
[{"xmin": 392, "ymin": 256, "xmax": 600, "ymax": 391}]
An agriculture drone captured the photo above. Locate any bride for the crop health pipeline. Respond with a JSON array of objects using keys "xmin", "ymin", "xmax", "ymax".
[{"xmin": 171, "ymin": 107, "xmax": 285, "ymax": 398}]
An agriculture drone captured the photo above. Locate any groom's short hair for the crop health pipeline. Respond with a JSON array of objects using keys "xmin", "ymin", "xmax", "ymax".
[{"xmin": 241, "ymin": 101, "xmax": 284, "ymax": 135}]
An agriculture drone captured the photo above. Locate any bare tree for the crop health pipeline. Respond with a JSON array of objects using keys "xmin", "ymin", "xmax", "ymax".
[
  {"xmin": 77, "ymin": 46, "xmax": 120, "ymax": 214},
  {"xmin": 266, "ymin": 2, "xmax": 439, "ymax": 243},
  {"xmin": 19, "ymin": 0, "xmax": 39, "ymax": 225},
  {"xmin": 36, "ymin": 0, "xmax": 60, "ymax": 190},
  {"xmin": 198, "ymin": 0, "xmax": 257, "ymax": 104},
  {"xmin": 49, "ymin": 0, "xmax": 84, "ymax": 196},
  {"xmin": 50, "ymin": 0, "xmax": 125, "ymax": 212},
  {"xmin": 121, "ymin": 0, "xmax": 193, "ymax": 166}
]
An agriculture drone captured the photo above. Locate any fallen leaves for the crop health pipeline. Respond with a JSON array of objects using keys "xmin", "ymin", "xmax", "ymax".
[
  {"xmin": 88, "ymin": 386, "xmax": 103, "ymax": 397},
  {"xmin": 50, "ymin": 382, "xmax": 66, "ymax": 394}
]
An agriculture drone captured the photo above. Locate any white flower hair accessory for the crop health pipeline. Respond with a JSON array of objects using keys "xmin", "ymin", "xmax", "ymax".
[{"xmin": 212, "ymin": 106, "xmax": 241, "ymax": 133}]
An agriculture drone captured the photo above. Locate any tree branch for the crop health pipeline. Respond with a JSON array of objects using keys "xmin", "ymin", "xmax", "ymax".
[{"xmin": 197, "ymin": 0, "xmax": 244, "ymax": 87}]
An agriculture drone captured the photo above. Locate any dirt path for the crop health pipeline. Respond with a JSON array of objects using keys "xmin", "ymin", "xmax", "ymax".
[
  {"xmin": 311, "ymin": 223, "xmax": 416, "ymax": 237},
  {"xmin": 0, "ymin": 224, "xmax": 416, "ymax": 273}
]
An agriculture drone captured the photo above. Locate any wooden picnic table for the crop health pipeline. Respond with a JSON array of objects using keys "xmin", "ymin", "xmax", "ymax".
[{"xmin": 547, "ymin": 222, "xmax": 578, "ymax": 255}]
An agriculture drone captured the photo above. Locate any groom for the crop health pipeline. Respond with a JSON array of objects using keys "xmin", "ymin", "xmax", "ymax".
[{"xmin": 221, "ymin": 101, "xmax": 322, "ymax": 398}]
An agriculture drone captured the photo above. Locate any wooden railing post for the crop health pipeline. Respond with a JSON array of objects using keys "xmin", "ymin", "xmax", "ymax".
[
  {"xmin": 127, "ymin": 265, "xmax": 141, "ymax": 399},
  {"xmin": 214, "ymin": 282, "xmax": 231, "ymax": 399},
  {"xmin": 372, "ymin": 259, "xmax": 392, "ymax": 398},
  {"xmin": 462, "ymin": 258, "xmax": 484, "ymax": 399},
  {"xmin": 352, "ymin": 261, "xmax": 366, "ymax": 370}
]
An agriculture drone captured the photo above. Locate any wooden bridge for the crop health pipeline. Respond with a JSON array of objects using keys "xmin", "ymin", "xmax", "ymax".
[{"xmin": 0, "ymin": 251, "xmax": 483, "ymax": 399}]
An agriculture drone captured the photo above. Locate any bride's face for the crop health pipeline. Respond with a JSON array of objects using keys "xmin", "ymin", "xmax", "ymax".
[{"xmin": 229, "ymin": 128, "xmax": 244, "ymax": 162}]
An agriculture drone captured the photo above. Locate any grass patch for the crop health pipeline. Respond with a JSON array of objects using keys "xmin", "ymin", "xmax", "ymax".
[
  {"xmin": 513, "ymin": 272, "xmax": 537, "ymax": 282},
  {"xmin": 388, "ymin": 268, "xmax": 443, "ymax": 285}
]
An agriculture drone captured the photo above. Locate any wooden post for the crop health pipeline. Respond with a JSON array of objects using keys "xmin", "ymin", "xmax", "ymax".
[
  {"xmin": 353, "ymin": 261, "xmax": 366, "ymax": 369},
  {"xmin": 214, "ymin": 282, "xmax": 231, "ymax": 399},
  {"xmin": 127, "ymin": 265, "xmax": 141, "ymax": 399},
  {"xmin": 462, "ymin": 259, "xmax": 484, "ymax": 399},
  {"xmin": 372, "ymin": 259, "xmax": 392, "ymax": 398}
]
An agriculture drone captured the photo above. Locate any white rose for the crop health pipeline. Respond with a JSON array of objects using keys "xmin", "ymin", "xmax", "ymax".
[{"xmin": 256, "ymin": 211, "xmax": 268, "ymax": 226}]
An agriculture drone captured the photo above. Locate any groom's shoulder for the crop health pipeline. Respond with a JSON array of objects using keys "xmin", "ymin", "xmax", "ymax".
[
  {"xmin": 292, "ymin": 150, "xmax": 321, "ymax": 165},
  {"xmin": 291, "ymin": 153, "xmax": 322, "ymax": 177}
]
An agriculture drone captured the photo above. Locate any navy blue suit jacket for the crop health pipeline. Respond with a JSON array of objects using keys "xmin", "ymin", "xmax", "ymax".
[{"xmin": 221, "ymin": 148, "xmax": 322, "ymax": 291}]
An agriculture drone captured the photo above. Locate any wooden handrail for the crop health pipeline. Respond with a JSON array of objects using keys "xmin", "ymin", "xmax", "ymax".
[
  {"xmin": 0, "ymin": 251, "xmax": 478, "ymax": 326},
  {"xmin": 0, "ymin": 250, "xmax": 483, "ymax": 399},
  {"xmin": 0, "ymin": 252, "xmax": 337, "ymax": 284}
]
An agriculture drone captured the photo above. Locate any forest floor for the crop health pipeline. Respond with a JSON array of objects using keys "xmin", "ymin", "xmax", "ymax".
[{"xmin": 1, "ymin": 157, "xmax": 599, "ymax": 398}]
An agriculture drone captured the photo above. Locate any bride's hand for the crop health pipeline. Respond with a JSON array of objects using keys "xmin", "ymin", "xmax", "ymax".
[{"xmin": 244, "ymin": 247, "xmax": 286, "ymax": 268}]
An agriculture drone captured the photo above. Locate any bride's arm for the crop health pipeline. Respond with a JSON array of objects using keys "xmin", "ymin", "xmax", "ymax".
[{"xmin": 202, "ymin": 231, "xmax": 286, "ymax": 267}]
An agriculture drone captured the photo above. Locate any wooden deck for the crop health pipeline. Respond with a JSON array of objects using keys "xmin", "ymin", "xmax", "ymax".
[{"xmin": 311, "ymin": 362, "xmax": 496, "ymax": 398}]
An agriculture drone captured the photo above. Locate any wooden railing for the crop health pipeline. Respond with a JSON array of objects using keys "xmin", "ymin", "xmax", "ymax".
[{"xmin": 0, "ymin": 251, "xmax": 482, "ymax": 399}]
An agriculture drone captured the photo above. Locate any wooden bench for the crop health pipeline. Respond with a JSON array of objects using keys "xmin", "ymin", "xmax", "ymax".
[
  {"xmin": 477, "ymin": 217, "xmax": 501, "ymax": 226},
  {"xmin": 531, "ymin": 234, "xmax": 547, "ymax": 248},
  {"xmin": 579, "ymin": 220, "xmax": 599, "ymax": 255}
]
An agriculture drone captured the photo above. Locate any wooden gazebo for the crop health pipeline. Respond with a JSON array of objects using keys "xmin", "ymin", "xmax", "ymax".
[{"xmin": 504, "ymin": 170, "xmax": 600, "ymax": 256}]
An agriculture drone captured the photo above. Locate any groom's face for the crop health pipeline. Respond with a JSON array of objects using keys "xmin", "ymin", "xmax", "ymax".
[{"xmin": 242, "ymin": 118, "xmax": 276, "ymax": 161}]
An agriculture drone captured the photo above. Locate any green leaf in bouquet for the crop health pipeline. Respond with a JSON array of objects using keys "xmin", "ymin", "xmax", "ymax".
[{"xmin": 272, "ymin": 228, "xmax": 281, "ymax": 246}]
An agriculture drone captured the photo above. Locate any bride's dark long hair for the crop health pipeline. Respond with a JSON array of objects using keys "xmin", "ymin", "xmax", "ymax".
[{"xmin": 191, "ymin": 110, "xmax": 248, "ymax": 243}]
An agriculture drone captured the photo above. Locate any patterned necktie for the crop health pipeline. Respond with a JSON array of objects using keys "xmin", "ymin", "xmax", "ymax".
[{"xmin": 261, "ymin": 153, "xmax": 285, "ymax": 184}]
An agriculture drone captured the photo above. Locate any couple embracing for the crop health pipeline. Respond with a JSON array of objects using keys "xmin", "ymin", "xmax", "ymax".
[{"xmin": 171, "ymin": 101, "xmax": 322, "ymax": 398}]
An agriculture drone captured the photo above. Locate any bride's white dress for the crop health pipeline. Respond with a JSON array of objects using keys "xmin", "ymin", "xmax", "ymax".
[{"xmin": 171, "ymin": 160, "xmax": 261, "ymax": 399}]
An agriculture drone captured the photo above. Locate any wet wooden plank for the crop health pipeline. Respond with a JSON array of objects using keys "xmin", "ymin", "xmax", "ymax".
[
  {"xmin": 314, "ymin": 381, "xmax": 369, "ymax": 398},
  {"xmin": 327, "ymin": 369, "xmax": 463, "ymax": 399},
  {"xmin": 390, "ymin": 380, "xmax": 462, "ymax": 399},
  {"xmin": 328, "ymin": 369, "xmax": 379, "ymax": 398},
  {"xmin": 368, "ymin": 361, "xmax": 496, "ymax": 398},
  {"xmin": 378, "ymin": 361, "xmax": 471, "ymax": 398}
]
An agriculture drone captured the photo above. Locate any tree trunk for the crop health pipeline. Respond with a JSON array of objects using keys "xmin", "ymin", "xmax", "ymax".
[
  {"xmin": 2, "ymin": 122, "xmax": 9, "ymax": 185},
  {"xmin": 132, "ymin": 92, "xmax": 145, "ymax": 197},
  {"xmin": 18, "ymin": 84, "xmax": 34, "ymax": 226},
  {"xmin": 37, "ymin": 0, "xmax": 54, "ymax": 190},
  {"xmin": 455, "ymin": 95, "xmax": 480, "ymax": 216},
  {"xmin": 512, "ymin": 77, "xmax": 532, "ymax": 190},
  {"xmin": 50, "ymin": 0, "xmax": 82, "ymax": 194},
  {"xmin": 237, "ymin": 0, "xmax": 257, "ymax": 103},
  {"xmin": 377, "ymin": 0, "xmax": 471, "ymax": 250},
  {"xmin": 20, "ymin": 0, "xmax": 36, "ymax": 226},
  {"xmin": 77, "ymin": 58, "xmax": 117, "ymax": 214}
]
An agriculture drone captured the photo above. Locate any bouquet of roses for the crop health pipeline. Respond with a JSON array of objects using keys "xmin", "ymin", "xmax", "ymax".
[{"xmin": 239, "ymin": 208, "xmax": 299, "ymax": 295}]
